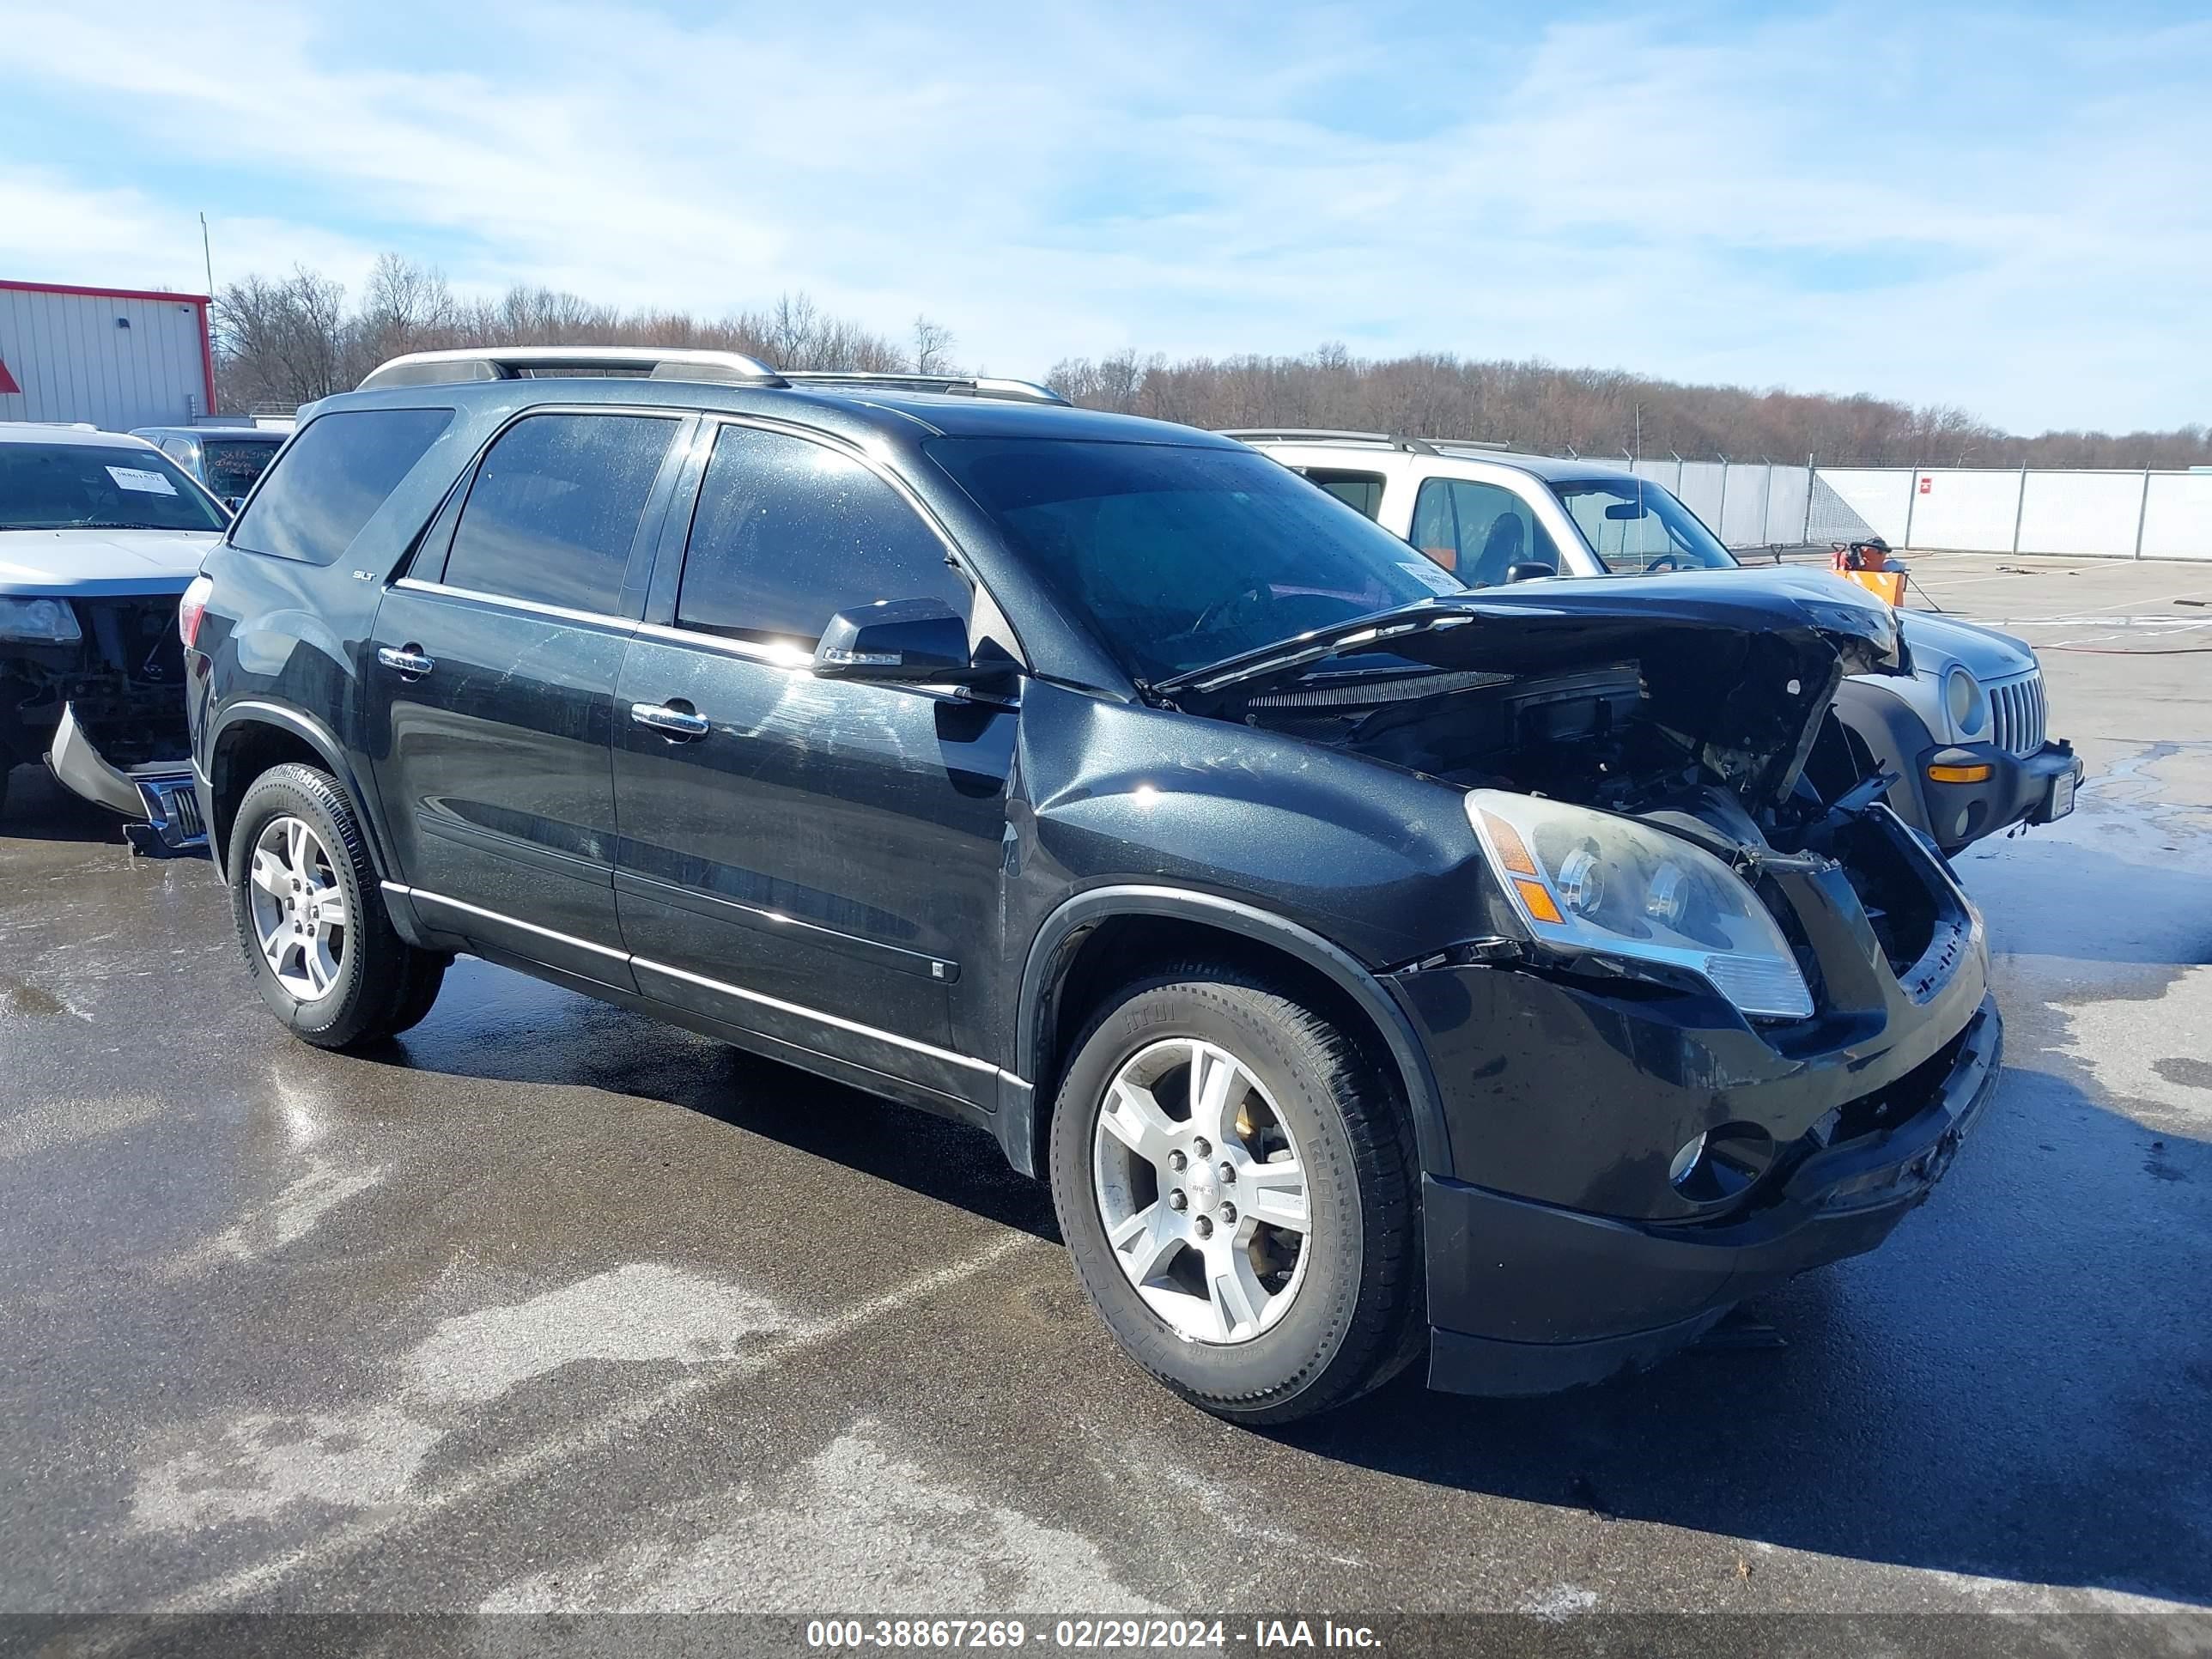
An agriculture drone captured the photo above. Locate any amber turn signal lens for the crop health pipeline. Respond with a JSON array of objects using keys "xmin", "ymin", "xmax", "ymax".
[
  {"xmin": 1514, "ymin": 878, "xmax": 1564, "ymax": 924},
  {"xmin": 1484, "ymin": 811, "xmax": 1540, "ymax": 877},
  {"xmin": 1927, "ymin": 763, "xmax": 1993, "ymax": 784}
]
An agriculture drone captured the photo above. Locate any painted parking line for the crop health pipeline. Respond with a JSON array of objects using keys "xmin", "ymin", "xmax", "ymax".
[{"xmin": 1998, "ymin": 619, "xmax": 2212, "ymax": 633}]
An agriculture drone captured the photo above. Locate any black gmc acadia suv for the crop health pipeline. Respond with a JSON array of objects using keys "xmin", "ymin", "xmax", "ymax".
[{"xmin": 183, "ymin": 347, "xmax": 2002, "ymax": 1422}]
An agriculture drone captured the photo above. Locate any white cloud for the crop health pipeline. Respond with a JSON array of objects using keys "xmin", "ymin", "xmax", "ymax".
[{"xmin": 0, "ymin": 1, "xmax": 2204, "ymax": 430}]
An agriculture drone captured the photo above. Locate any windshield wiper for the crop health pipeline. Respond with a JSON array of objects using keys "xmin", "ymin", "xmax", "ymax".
[{"xmin": 1151, "ymin": 599, "xmax": 1475, "ymax": 699}]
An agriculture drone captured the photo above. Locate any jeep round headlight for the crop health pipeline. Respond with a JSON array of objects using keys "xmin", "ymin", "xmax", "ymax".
[
  {"xmin": 1944, "ymin": 665, "xmax": 1986, "ymax": 736},
  {"xmin": 1466, "ymin": 789, "xmax": 1814, "ymax": 1020},
  {"xmin": 0, "ymin": 596, "xmax": 83, "ymax": 644}
]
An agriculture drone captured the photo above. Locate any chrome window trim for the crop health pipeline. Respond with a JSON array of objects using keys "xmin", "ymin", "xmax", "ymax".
[
  {"xmin": 392, "ymin": 577, "xmax": 636, "ymax": 633},
  {"xmin": 387, "ymin": 881, "xmax": 1017, "ymax": 1082},
  {"xmin": 631, "ymin": 619, "xmax": 1018, "ymax": 706},
  {"xmin": 633, "ymin": 619, "xmax": 809, "ymax": 665}
]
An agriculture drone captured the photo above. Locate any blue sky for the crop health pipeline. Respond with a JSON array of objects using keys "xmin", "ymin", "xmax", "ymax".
[{"xmin": 2, "ymin": 1, "xmax": 2205, "ymax": 433}]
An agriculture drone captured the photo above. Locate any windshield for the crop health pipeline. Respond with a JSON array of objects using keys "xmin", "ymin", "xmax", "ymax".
[
  {"xmin": 0, "ymin": 442, "xmax": 228, "ymax": 532},
  {"xmin": 929, "ymin": 438, "xmax": 1463, "ymax": 683},
  {"xmin": 201, "ymin": 439, "xmax": 282, "ymax": 500},
  {"xmin": 1552, "ymin": 477, "xmax": 1737, "ymax": 574}
]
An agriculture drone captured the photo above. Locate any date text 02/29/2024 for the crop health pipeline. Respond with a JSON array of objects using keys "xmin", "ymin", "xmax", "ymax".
[{"xmin": 804, "ymin": 1618, "xmax": 1383, "ymax": 1650}]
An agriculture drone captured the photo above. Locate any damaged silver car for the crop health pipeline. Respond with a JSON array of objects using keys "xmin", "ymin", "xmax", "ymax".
[{"xmin": 0, "ymin": 424, "xmax": 226, "ymax": 849}]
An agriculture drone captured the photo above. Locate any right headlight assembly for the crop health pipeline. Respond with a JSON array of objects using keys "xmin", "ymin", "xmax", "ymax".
[{"xmin": 1464, "ymin": 789, "xmax": 1814, "ymax": 1020}]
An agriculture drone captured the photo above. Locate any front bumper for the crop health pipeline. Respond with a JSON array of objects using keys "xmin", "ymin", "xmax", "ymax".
[
  {"xmin": 1424, "ymin": 994, "xmax": 2002, "ymax": 1395},
  {"xmin": 1831, "ymin": 678, "xmax": 2081, "ymax": 852},
  {"xmin": 45, "ymin": 702, "xmax": 207, "ymax": 854},
  {"xmin": 1918, "ymin": 738, "xmax": 2081, "ymax": 851}
]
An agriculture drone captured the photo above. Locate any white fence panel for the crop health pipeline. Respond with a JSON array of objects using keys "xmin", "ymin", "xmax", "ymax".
[
  {"xmin": 1907, "ymin": 469, "xmax": 2024, "ymax": 553},
  {"xmin": 2016, "ymin": 471, "xmax": 2148, "ymax": 557},
  {"xmin": 1764, "ymin": 465, "xmax": 1812, "ymax": 545},
  {"xmin": 1818, "ymin": 469, "xmax": 1913, "ymax": 544},
  {"xmin": 2139, "ymin": 473, "xmax": 2212, "ymax": 562},
  {"xmin": 1717, "ymin": 464, "xmax": 1772, "ymax": 545},
  {"xmin": 1676, "ymin": 461, "xmax": 1726, "ymax": 527}
]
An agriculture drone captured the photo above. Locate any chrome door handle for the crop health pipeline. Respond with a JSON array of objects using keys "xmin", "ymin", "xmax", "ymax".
[
  {"xmin": 376, "ymin": 645, "xmax": 434, "ymax": 678},
  {"xmin": 630, "ymin": 701, "xmax": 710, "ymax": 739}
]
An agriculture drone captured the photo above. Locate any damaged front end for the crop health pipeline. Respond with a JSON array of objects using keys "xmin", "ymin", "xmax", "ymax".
[
  {"xmin": 6, "ymin": 594, "xmax": 202, "ymax": 852},
  {"xmin": 1165, "ymin": 569, "xmax": 2002, "ymax": 1394}
]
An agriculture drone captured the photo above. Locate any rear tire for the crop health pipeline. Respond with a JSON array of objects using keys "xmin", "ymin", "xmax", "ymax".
[
  {"xmin": 1047, "ymin": 963, "xmax": 1424, "ymax": 1425},
  {"xmin": 226, "ymin": 763, "xmax": 440, "ymax": 1050}
]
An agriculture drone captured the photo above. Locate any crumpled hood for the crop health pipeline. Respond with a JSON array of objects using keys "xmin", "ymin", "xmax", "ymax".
[
  {"xmin": 0, "ymin": 528, "xmax": 221, "ymax": 597},
  {"xmin": 1894, "ymin": 608, "xmax": 2037, "ymax": 680},
  {"xmin": 1166, "ymin": 566, "xmax": 1905, "ymax": 807}
]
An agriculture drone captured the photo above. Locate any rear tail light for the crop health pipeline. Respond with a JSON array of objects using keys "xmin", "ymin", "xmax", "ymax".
[{"xmin": 179, "ymin": 574, "xmax": 215, "ymax": 649}]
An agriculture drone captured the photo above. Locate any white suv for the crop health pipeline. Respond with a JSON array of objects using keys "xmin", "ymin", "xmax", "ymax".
[{"xmin": 1229, "ymin": 429, "xmax": 2081, "ymax": 856}]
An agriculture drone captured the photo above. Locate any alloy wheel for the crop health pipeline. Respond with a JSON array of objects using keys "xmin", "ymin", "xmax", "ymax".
[
  {"xmin": 1091, "ymin": 1037, "xmax": 1312, "ymax": 1344},
  {"xmin": 246, "ymin": 815, "xmax": 349, "ymax": 1002}
]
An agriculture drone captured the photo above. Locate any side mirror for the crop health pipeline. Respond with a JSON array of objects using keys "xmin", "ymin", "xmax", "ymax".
[
  {"xmin": 1503, "ymin": 561, "xmax": 1557, "ymax": 584},
  {"xmin": 813, "ymin": 598, "xmax": 976, "ymax": 682},
  {"xmin": 226, "ymin": 496, "xmax": 246, "ymax": 514}
]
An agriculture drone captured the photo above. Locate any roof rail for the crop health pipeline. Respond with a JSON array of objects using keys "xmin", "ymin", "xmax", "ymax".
[
  {"xmin": 781, "ymin": 370, "xmax": 1068, "ymax": 406},
  {"xmin": 357, "ymin": 346, "xmax": 787, "ymax": 392},
  {"xmin": 1217, "ymin": 427, "xmax": 1441, "ymax": 456}
]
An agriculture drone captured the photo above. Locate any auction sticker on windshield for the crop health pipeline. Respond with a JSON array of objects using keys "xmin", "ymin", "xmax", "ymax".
[
  {"xmin": 1397, "ymin": 561, "xmax": 1461, "ymax": 593},
  {"xmin": 106, "ymin": 466, "xmax": 178, "ymax": 495}
]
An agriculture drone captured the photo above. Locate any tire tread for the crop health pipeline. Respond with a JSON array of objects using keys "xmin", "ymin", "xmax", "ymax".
[
  {"xmin": 227, "ymin": 763, "xmax": 435, "ymax": 1050},
  {"xmin": 1049, "ymin": 962, "xmax": 1425, "ymax": 1425}
]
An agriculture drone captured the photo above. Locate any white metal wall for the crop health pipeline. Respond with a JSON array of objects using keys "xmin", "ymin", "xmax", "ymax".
[
  {"xmin": 2141, "ymin": 475, "xmax": 2212, "ymax": 561},
  {"xmin": 2014, "ymin": 471, "xmax": 2148, "ymax": 557},
  {"xmin": 1907, "ymin": 468, "xmax": 2022, "ymax": 551},
  {"xmin": 1632, "ymin": 459, "xmax": 2212, "ymax": 561},
  {"xmin": 0, "ymin": 284, "xmax": 213, "ymax": 430}
]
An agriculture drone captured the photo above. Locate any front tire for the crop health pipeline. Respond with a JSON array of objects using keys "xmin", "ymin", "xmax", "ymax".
[
  {"xmin": 226, "ymin": 763, "xmax": 439, "ymax": 1050},
  {"xmin": 1048, "ymin": 965, "xmax": 1424, "ymax": 1424}
]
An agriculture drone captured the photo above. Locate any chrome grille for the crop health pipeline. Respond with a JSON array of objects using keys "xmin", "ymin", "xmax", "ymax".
[{"xmin": 1987, "ymin": 672, "xmax": 2045, "ymax": 757}]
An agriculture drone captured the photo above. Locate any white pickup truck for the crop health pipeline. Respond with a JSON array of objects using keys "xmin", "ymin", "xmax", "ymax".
[{"xmin": 1, "ymin": 423, "xmax": 228, "ymax": 848}]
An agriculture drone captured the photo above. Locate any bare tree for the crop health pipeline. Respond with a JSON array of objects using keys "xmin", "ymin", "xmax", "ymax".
[
  {"xmin": 911, "ymin": 315, "xmax": 957, "ymax": 375},
  {"xmin": 765, "ymin": 292, "xmax": 820, "ymax": 368},
  {"xmin": 205, "ymin": 254, "xmax": 2210, "ymax": 466},
  {"xmin": 212, "ymin": 266, "xmax": 349, "ymax": 408}
]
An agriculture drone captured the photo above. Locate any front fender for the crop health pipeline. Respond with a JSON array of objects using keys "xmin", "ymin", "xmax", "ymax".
[{"xmin": 1009, "ymin": 883, "xmax": 1455, "ymax": 1182}]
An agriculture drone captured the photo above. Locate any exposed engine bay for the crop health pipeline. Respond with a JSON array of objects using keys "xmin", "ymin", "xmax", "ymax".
[
  {"xmin": 1242, "ymin": 653, "xmax": 1847, "ymax": 835},
  {"xmin": 1213, "ymin": 603, "xmax": 1954, "ymax": 1000}
]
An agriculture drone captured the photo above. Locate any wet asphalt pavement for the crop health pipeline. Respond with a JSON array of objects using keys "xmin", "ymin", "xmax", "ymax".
[{"xmin": 2, "ymin": 555, "xmax": 2209, "ymax": 1643}]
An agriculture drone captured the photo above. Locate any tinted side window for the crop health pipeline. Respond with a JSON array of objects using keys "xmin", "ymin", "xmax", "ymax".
[
  {"xmin": 231, "ymin": 408, "xmax": 454, "ymax": 565},
  {"xmin": 1298, "ymin": 467, "xmax": 1386, "ymax": 520},
  {"xmin": 1408, "ymin": 477, "xmax": 1563, "ymax": 587},
  {"xmin": 675, "ymin": 426, "xmax": 966, "ymax": 647},
  {"xmin": 442, "ymin": 414, "xmax": 677, "ymax": 614}
]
